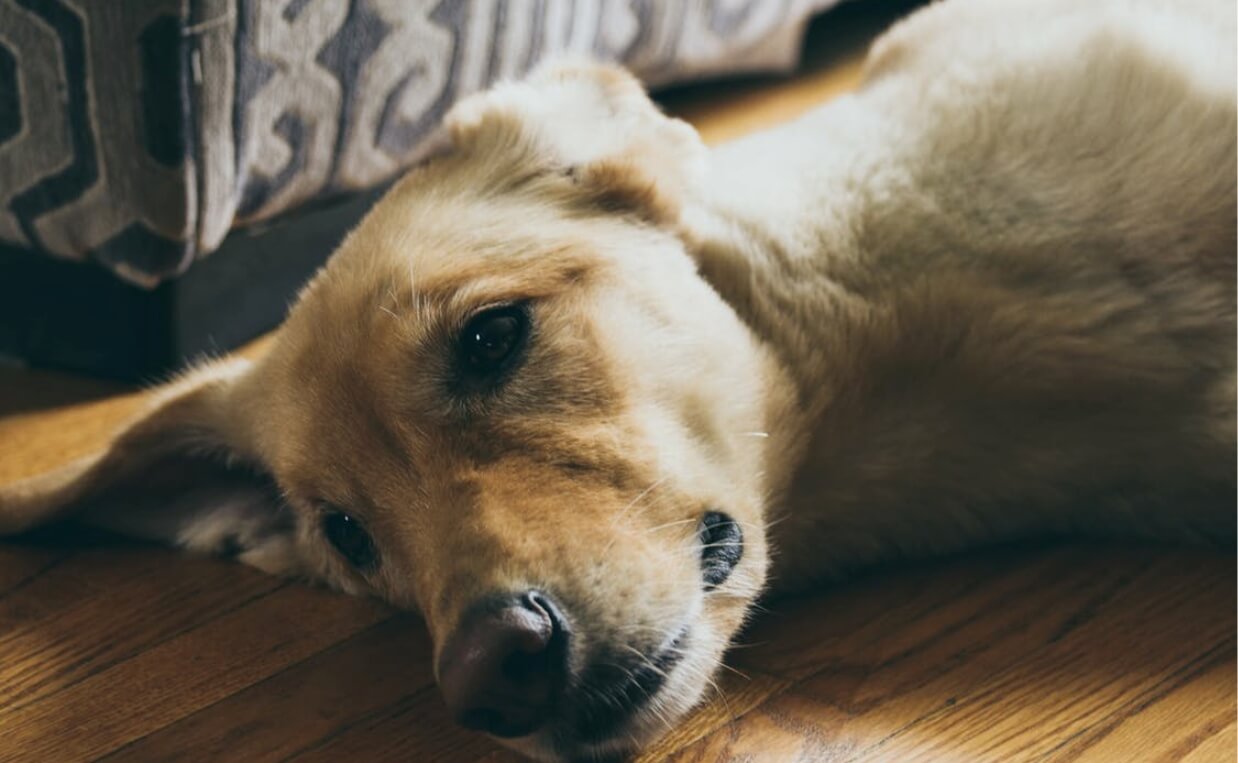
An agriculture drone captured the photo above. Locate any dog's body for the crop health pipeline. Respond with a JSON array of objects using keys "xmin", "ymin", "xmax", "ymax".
[
  {"xmin": 704, "ymin": 0, "xmax": 1238, "ymax": 589},
  {"xmin": 2, "ymin": 0, "xmax": 1234, "ymax": 759}
]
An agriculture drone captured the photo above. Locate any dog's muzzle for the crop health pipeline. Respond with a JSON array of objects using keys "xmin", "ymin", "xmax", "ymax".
[{"xmin": 435, "ymin": 511, "xmax": 742, "ymax": 747}]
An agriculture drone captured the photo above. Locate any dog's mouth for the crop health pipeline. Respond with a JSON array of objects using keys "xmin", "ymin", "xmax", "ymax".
[
  {"xmin": 509, "ymin": 624, "xmax": 691, "ymax": 763},
  {"xmin": 545, "ymin": 511, "xmax": 743, "ymax": 752},
  {"xmin": 564, "ymin": 625, "xmax": 691, "ymax": 745}
]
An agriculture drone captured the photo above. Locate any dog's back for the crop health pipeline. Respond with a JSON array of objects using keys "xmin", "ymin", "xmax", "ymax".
[
  {"xmin": 859, "ymin": 0, "xmax": 1236, "ymax": 421},
  {"xmin": 865, "ymin": 0, "xmax": 1235, "ymax": 274}
]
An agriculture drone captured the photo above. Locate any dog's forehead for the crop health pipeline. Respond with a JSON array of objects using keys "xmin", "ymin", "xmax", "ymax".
[{"xmin": 328, "ymin": 187, "xmax": 616, "ymax": 311}]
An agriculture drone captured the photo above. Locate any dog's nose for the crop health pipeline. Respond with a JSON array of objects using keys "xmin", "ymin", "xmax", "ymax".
[{"xmin": 437, "ymin": 591, "xmax": 571, "ymax": 738}]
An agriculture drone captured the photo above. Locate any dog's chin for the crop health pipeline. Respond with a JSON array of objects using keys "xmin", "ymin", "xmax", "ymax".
[
  {"xmin": 506, "ymin": 683, "xmax": 713, "ymax": 763},
  {"xmin": 501, "ymin": 626, "xmax": 721, "ymax": 763}
]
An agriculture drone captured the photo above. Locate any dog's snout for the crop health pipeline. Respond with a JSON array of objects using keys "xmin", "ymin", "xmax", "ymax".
[{"xmin": 437, "ymin": 591, "xmax": 571, "ymax": 738}]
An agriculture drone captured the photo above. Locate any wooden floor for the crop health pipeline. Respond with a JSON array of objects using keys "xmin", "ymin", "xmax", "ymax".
[{"xmin": 1, "ymin": 4, "xmax": 1234, "ymax": 761}]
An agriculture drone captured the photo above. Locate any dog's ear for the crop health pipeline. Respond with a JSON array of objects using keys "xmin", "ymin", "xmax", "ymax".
[
  {"xmin": 0, "ymin": 359, "xmax": 302, "ymax": 578},
  {"xmin": 445, "ymin": 60, "xmax": 706, "ymax": 224}
]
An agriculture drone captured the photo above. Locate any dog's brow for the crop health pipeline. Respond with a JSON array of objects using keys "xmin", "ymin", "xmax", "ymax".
[
  {"xmin": 372, "ymin": 276, "xmax": 432, "ymax": 328},
  {"xmin": 410, "ymin": 243, "xmax": 596, "ymax": 309}
]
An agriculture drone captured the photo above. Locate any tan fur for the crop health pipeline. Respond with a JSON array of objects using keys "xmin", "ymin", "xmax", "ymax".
[{"xmin": 1, "ymin": 0, "xmax": 1234, "ymax": 759}]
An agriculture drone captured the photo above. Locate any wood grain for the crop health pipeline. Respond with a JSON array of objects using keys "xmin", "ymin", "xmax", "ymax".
[
  {"xmin": 658, "ymin": 547, "xmax": 1235, "ymax": 763},
  {"xmin": 0, "ymin": 3, "xmax": 1233, "ymax": 762}
]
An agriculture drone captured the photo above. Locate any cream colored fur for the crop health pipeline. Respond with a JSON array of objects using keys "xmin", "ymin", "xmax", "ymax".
[{"xmin": 1, "ymin": 0, "xmax": 1234, "ymax": 760}]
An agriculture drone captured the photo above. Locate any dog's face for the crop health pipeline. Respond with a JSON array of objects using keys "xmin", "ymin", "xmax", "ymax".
[{"xmin": 1, "ymin": 64, "xmax": 778, "ymax": 760}]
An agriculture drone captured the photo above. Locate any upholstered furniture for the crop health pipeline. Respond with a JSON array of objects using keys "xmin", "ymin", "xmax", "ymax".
[{"xmin": 0, "ymin": 0, "xmax": 834, "ymax": 378}]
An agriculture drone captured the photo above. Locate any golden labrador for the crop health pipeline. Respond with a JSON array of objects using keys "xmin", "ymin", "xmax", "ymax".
[{"xmin": 3, "ymin": 0, "xmax": 1234, "ymax": 759}]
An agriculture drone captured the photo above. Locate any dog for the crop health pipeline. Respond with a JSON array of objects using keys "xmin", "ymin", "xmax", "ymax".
[{"xmin": 2, "ymin": 0, "xmax": 1234, "ymax": 760}]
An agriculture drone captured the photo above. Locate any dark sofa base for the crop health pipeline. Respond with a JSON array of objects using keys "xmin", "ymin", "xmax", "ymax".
[{"xmin": 0, "ymin": 188, "xmax": 383, "ymax": 381}]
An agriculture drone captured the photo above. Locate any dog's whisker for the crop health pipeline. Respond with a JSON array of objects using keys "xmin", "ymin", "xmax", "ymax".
[
  {"xmin": 610, "ymin": 624, "xmax": 673, "ymax": 640},
  {"xmin": 682, "ymin": 660, "xmax": 732, "ymax": 719},
  {"xmin": 642, "ymin": 518, "xmax": 698, "ymax": 535},
  {"xmin": 708, "ymin": 675, "xmax": 740, "ymax": 738},
  {"xmin": 715, "ymin": 661, "xmax": 752, "ymax": 681},
  {"xmin": 620, "ymin": 644, "xmax": 669, "ymax": 679},
  {"xmin": 627, "ymin": 657, "xmax": 677, "ymax": 734},
  {"xmin": 611, "ymin": 475, "xmax": 670, "ymax": 527},
  {"xmin": 602, "ymin": 476, "xmax": 672, "ymax": 556},
  {"xmin": 383, "ymin": 284, "xmax": 403, "ymax": 316},
  {"xmin": 761, "ymin": 514, "xmax": 792, "ymax": 531}
]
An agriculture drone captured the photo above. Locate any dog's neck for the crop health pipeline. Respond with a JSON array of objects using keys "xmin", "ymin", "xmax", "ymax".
[
  {"xmin": 670, "ymin": 98, "xmax": 880, "ymax": 586},
  {"xmin": 679, "ymin": 95, "xmax": 889, "ymax": 487},
  {"xmin": 681, "ymin": 95, "xmax": 887, "ymax": 397}
]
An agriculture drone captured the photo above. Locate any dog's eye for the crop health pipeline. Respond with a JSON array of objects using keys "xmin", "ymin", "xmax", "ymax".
[
  {"xmin": 458, "ymin": 305, "xmax": 529, "ymax": 378},
  {"xmin": 322, "ymin": 511, "xmax": 379, "ymax": 572}
]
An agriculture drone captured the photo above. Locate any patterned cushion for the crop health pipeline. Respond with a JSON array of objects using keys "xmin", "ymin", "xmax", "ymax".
[{"xmin": 0, "ymin": 0, "xmax": 835, "ymax": 287}]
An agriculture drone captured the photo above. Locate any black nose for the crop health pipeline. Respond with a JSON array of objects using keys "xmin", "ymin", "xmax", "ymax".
[
  {"xmin": 699, "ymin": 511, "xmax": 743, "ymax": 589},
  {"xmin": 436, "ymin": 591, "xmax": 571, "ymax": 738}
]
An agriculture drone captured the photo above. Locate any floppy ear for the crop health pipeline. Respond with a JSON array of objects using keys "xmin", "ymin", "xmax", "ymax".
[
  {"xmin": 445, "ymin": 60, "xmax": 706, "ymax": 224},
  {"xmin": 0, "ymin": 359, "xmax": 301, "ymax": 578}
]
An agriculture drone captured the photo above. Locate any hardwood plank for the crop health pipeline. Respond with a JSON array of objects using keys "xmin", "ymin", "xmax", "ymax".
[
  {"xmin": 0, "ymin": 549, "xmax": 282, "ymax": 714},
  {"xmin": 1179, "ymin": 721, "xmax": 1238, "ymax": 763},
  {"xmin": 843, "ymin": 554, "xmax": 1233, "ymax": 762},
  {"xmin": 729, "ymin": 546, "xmax": 1104, "ymax": 680},
  {"xmin": 98, "ymin": 614, "xmax": 431, "ymax": 762},
  {"xmin": 1066, "ymin": 661, "xmax": 1235, "ymax": 762},
  {"xmin": 633, "ymin": 669, "xmax": 793, "ymax": 762},
  {"xmin": 283, "ymin": 686, "xmax": 503, "ymax": 763},
  {"xmin": 0, "ymin": 585, "xmax": 389, "ymax": 763},
  {"xmin": 0, "ymin": 544, "xmax": 69, "ymax": 600},
  {"xmin": 661, "ymin": 693, "xmax": 840, "ymax": 763},
  {"xmin": 665, "ymin": 548, "xmax": 1234, "ymax": 763}
]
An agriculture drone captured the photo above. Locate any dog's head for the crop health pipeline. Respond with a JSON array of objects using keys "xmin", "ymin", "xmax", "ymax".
[{"xmin": 1, "ymin": 63, "xmax": 782, "ymax": 760}]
